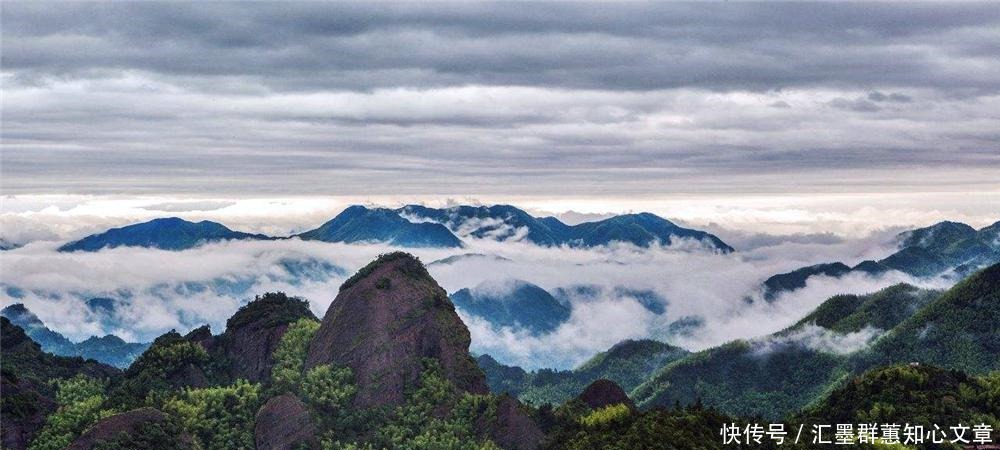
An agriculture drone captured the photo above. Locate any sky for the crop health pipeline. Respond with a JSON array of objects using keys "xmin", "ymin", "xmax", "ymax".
[{"xmin": 2, "ymin": 2, "xmax": 998, "ymax": 206}]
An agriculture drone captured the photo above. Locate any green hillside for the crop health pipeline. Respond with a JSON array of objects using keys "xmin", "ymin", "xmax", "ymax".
[
  {"xmin": 479, "ymin": 339, "xmax": 689, "ymax": 406},
  {"xmin": 632, "ymin": 265, "xmax": 998, "ymax": 420}
]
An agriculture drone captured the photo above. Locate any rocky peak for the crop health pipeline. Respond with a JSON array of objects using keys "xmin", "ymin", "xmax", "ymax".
[
  {"xmin": 577, "ymin": 379, "xmax": 635, "ymax": 410},
  {"xmin": 305, "ymin": 252, "xmax": 487, "ymax": 408},
  {"xmin": 220, "ymin": 292, "xmax": 317, "ymax": 382}
]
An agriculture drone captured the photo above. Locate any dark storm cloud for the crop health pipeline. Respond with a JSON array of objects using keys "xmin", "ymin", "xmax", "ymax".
[{"xmin": 1, "ymin": 2, "xmax": 999, "ymax": 196}]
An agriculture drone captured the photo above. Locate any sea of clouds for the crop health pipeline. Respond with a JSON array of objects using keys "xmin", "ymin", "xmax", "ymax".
[{"xmin": 0, "ymin": 195, "xmax": 965, "ymax": 370}]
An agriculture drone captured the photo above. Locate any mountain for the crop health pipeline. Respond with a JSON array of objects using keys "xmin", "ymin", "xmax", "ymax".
[
  {"xmin": 800, "ymin": 364, "xmax": 1000, "ymax": 428},
  {"xmin": 1, "ymin": 317, "xmax": 119, "ymax": 450},
  {"xmin": 427, "ymin": 253, "xmax": 512, "ymax": 266},
  {"xmin": 0, "ymin": 238, "xmax": 21, "ymax": 251},
  {"xmin": 858, "ymin": 262, "xmax": 1000, "ymax": 372},
  {"xmin": 0, "ymin": 303, "xmax": 149, "ymax": 368},
  {"xmin": 634, "ymin": 263, "xmax": 1000, "ymax": 419},
  {"xmin": 305, "ymin": 252, "xmax": 487, "ymax": 408},
  {"xmin": 451, "ymin": 279, "xmax": 571, "ymax": 334},
  {"xmin": 761, "ymin": 262, "xmax": 852, "ymax": 301},
  {"xmin": 553, "ymin": 284, "xmax": 667, "ymax": 315},
  {"xmin": 398, "ymin": 204, "xmax": 734, "ymax": 252},
  {"xmin": 478, "ymin": 339, "xmax": 689, "ymax": 406},
  {"xmin": 0, "ymin": 303, "xmax": 76, "ymax": 354},
  {"xmin": 399, "ymin": 204, "xmax": 564, "ymax": 245},
  {"xmin": 296, "ymin": 205, "xmax": 463, "ymax": 248},
  {"xmin": 4, "ymin": 253, "xmax": 999, "ymax": 450},
  {"xmin": 759, "ymin": 219, "xmax": 1000, "ymax": 300},
  {"xmin": 631, "ymin": 283, "xmax": 942, "ymax": 419},
  {"xmin": 58, "ymin": 217, "xmax": 270, "ymax": 252},
  {"xmin": 107, "ymin": 292, "xmax": 317, "ymax": 411}
]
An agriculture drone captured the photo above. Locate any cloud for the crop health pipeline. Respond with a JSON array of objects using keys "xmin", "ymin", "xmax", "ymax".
[
  {"xmin": 1, "ymin": 3, "xmax": 998, "ymax": 197},
  {"xmin": 141, "ymin": 200, "xmax": 237, "ymax": 212},
  {"xmin": 0, "ymin": 206, "xmax": 958, "ymax": 370},
  {"xmin": 754, "ymin": 324, "xmax": 883, "ymax": 356}
]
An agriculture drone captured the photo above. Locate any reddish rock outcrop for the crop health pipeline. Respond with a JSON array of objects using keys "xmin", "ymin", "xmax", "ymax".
[
  {"xmin": 577, "ymin": 378, "xmax": 635, "ymax": 410},
  {"xmin": 478, "ymin": 395, "xmax": 545, "ymax": 450},
  {"xmin": 219, "ymin": 292, "xmax": 317, "ymax": 382},
  {"xmin": 255, "ymin": 393, "xmax": 318, "ymax": 450},
  {"xmin": 65, "ymin": 407, "xmax": 194, "ymax": 450},
  {"xmin": 305, "ymin": 252, "xmax": 487, "ymax": 409}
]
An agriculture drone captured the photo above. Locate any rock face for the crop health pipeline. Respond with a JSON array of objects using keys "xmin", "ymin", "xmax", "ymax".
[
  {"xmin": 578, "ymin": 379, "xmax": 635, "ymax": 410},
  {"xmin": 65, "ymin": 407, "xmax": 194, "ymax": 450},
  {"xmin": 478, "ymin": 395, "xmax": 545, "ymax": 450},
  {"xmin": 305, "ymin": 252, "xmax": 487, "ymax": 408},
  {"xmin": 255, "ymin": 394, "xmax": 318, "ymax": 450},
  {"xmin": 220, "ymin": 292, "xmax": 317, "ymax": 382}
]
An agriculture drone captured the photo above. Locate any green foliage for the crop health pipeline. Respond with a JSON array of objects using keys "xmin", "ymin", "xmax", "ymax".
[
  {"xmin": 579, "ymin": 403, "xmax": 632, "ymax": 427},
  {"xmin": 0, "ymin": 317, "xmax": 118, "ymax": 399},
  {"xmin": 226, "ymin": 291, "xmax": 315, "ymax": 331},
  {"xmin": 28, "ymin": 375, "xmax": 115, "ymax": 450},
  {"xmin": 319, "ymin": 359, "xmax": 500, "ymax": 450},
  {"xmin": 340, "ymin": 252, "xmax": 427, "ymax": 292},
  {"xmin": 107, "ymin": 334, "xmax": 210, "ymax": 410},
  {"xmin": 801, "ymin": 364, "xmax": 1000, "ymax": 429},
  {"xmin": 91, "ymin": 418, "xmax": 190, "ymax": 450},
  {"xmin": 860, "ymin": 264, "xmax": 1000, "ymax": 373},
  {"xmin": 271, "ymin": 318, "xmax": 321, "ymax": 394},
  {"xmin": 632, "ymin": 340, "xmax": 848, "ymax": 420},
  {"xmin": 302, "ymin": 365, "xmax": 357, "ymax": 412},
  {"xmin": 789, "ymin": 284, "xmax": 939, "ymax": 334},
  {"xmin": 479, "ymin": 339, "xmax": 688, "ymax": 406},
  {"xmin": 544, "ymin": 404, "xmax": 736, "ymax": 450},
  {"xmin": 161, "ymin": 379, "xmax": 262, "ymax": 450}
]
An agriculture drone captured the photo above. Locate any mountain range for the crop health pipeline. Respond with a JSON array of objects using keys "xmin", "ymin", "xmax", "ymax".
[
  {"xmin": 761, "ymin": 219, "xmax": 1000, "ymax": 301},
  {"xmin": 398, "ymin": 204, "xmax": 734, "ymax": 251},
  {"xmin": 473, "ymin": 262, "xmax": 1000, "ymax": 420},
  {"xmin": 0, "ymin": 303, "xmax": 149, "ymax": 369},
  {"xmin": 630, "ymin": 264, "xmax": 1000, "ymax": 419},
  {"xmin": 52, "ymin": 204, "xmax": 733, "ymax": 252},
  {"xmin": 1, "ymin": 253, "xmax": 998, "ymax": 450},
  {"xmin": 58, "ymin": 217, "xmax": 271, "ymax": 252}
]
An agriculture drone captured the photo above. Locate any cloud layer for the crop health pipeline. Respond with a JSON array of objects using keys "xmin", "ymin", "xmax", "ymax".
[
  {"xmin": 0, "ymin": 215, "xmax": 950, "ymax": 369},
  {"xmin": 2, "ymin": 3, "xmax": 998, "ymax": 196}
]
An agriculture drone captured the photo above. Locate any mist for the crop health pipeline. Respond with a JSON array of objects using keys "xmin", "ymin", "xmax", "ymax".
[{"xmin": 0, "ymin": 209, "xmax": 952, "ymax": 370}]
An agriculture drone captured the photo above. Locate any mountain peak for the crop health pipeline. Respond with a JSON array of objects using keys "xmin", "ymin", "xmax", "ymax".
[
  {"xmin": 58, "ymin": 217, "xmax": 266, "ymax": 252},
  {"xmin": 297, "ymin": 206, "xmax": 463, "ymax": 248},
  {"xmin": 306, "ymin": 252, "xmax": 486, "ymax": 408}
]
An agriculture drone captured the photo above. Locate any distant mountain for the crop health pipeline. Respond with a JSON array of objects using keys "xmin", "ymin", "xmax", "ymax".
[
  {"xmin": 0, "ymin": 303, "xmax": 76, "ymax": 354},
  {"xmin": 634, "ymin": 263, "xmax": 1000, "ymax": 419},
  {"xmin": 759, "ymin": 219, "xmax": 1000, "ymax": 300},
  {"xmin": 398, "ymin": 204, "xmax": 734, "ymax": 252},
  {"xmin": 296, "ymin": 205, "xmax": 463, "ymax": 248},
  {"xmin": 0, "ymin": 303, "xmax": 149, "ymax": 368},
  {"xmin": 427, "ymin": 253, "xmax": 512, "ymax": 266},
  {"xmin": 451, "ymin": 280, "xmax": 571, "ymax": 335},
  {"xmin": 554, "ymin": 284, "xmax": 667, "ymax": 315},
  {"xmin": 58, "ymin": 217, "xmax": 270, "ymax": 252},
  {"xmin": 478, "ymin": 339, "xmax": 689, "ymax": 406}
]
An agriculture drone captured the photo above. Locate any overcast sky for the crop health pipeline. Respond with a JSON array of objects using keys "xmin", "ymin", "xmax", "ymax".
[{"xmin": 2, "ymin": 2, "xmax": 999, "ymax": 203}]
